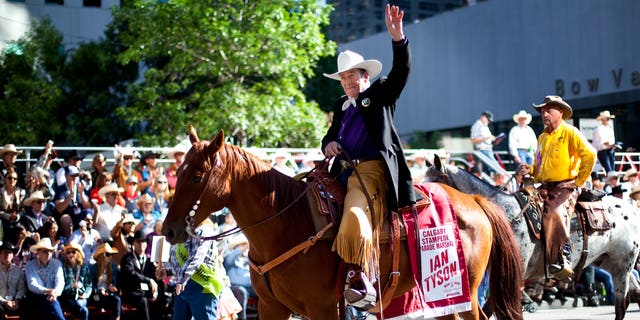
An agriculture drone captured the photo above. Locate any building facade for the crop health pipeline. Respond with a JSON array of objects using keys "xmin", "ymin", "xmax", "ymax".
[{"xmin": 337, "ymin": 0, "xmax": 640, "ymax": 152}]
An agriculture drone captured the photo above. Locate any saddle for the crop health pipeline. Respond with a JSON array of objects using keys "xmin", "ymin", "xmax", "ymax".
[
  {"xmin": 513, "ymin": 186, "xmax": 543, "ymax": 240},
  {"xmin": 306, "ymin": 160, "xmax": 346, "ymax": 237}
]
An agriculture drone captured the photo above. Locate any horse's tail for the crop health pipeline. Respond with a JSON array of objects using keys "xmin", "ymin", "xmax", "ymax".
[{"xmin": 475, "ymin": 195, "xmax": 524, "ymax": 320}]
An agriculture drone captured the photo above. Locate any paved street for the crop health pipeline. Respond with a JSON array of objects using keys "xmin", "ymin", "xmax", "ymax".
[{"xmin": 524, "ymin": 305, "xmax": 640, "ymax": 320}]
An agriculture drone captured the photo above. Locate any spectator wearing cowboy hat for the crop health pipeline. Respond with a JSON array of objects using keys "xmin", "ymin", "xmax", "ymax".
[
  {"xmin": 19, "ymin": 190, "xmax": 52, "ymax": 243},
  {"xmin": 94, "ymin": 183, "xmax": 126, "ymax": 242},
  {"xmin": 166, "ymin": 144, "xmax": 189, "ymax": 191},
  {"xmin": 60, "ymin": 242, "xmax": 92, "ymax": 320},
  {"xmin": 603, "ymin": 171, "xmax": 620, "ymax": 196},
  {"xmin": 0, "ymin": 242, "xmax": 26, "ymax": 318},
  {"xmin": 24, "ymin": 237, "xmax": 65, "ymax": 320},
  {"xmin": 222, "ymin": 233, "xmax": 257, "ymax": 320},
  {"xmin": 622, "ymin": 168, "xmax": 639, "ymax": 200},
  {"xmin": 90, "ymin": 243, "xmax": 121, "ymax": 320},
  {"xmin": 628, "ymin": 186, "xmax": 640, "ymax": 208},
  {"xmin": 592, "ymin": 110, "xmax": 617, "ymax": 174},
  {"xmin": 113, "ymin": 145, "xmax": 140, "ymax": 190},
  {"xmin": 508, "ymin": 110, "xmax": 538, "ymax": 165},
  {"xmin": 138, "ymin": 151, "xmax": 163, "ymax": 194},
  {"xmin": 120, "ymin": 230, "xmax": 161, "ymax": 320},
  {"xmin": 320, "ymin": 4, "xmax": 416, "ymax": 309},
  {"xmin": 517, "ymin": 95, "xmax": 596, "ymax": 281},
  {"xmin": 0, "ymin": 144, "xmax": 25, "ymax": 189},
  {"xmin": 111, "ymin": 213, "xmax": 138, "ymax": 266},
  {"xmin": 0, "ymin": 168, "xmax": 26, "ymax": 243},
  {"xmin": 408, "ymin": 151, "xmax": 429, "ymax": 184}
]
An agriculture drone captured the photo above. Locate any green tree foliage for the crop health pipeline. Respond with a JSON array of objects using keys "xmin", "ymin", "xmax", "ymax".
[
  {"xmin": 0, "ymin": 17, "xmax": 138, "ymax": 146},
  {"xmin": 0, "ymin": 18, "xmax": 65, "ymax": 144},
  {"xmin": 112, "ymin": 0, "xmax": 336, "ymax": 147}
]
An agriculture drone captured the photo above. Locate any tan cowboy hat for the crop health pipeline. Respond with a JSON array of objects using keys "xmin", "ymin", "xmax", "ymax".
[
  {"xmin": 629, "ymin": 186, "xmax": 640, "ymax": 200},
  {"xmin": 624, "ymin": 168, "xmax": 638, "ymax": 181},
  {"xmin": 228, "ymin": 233, "xmax": 249, "ymax": 250},
  {"xmin": 29, "ymin": 237, "xmax": 56, "ymax": 254},
  {"xmin": 0, "ymin": 144, "xmax": 23, "ymax": 156},
  {"xmin": 512, "ymin": 110, "xmax": 532, "ymax": 124},
  {"xmin": 63, "ymin": 242, "xmax": 85, "ymax": 261},
  {"xmin": 606, "ymin": 171, "xmax": 618, "ymax": 181},
  {"xmin": 408, "ymin": 151, "xmax": 429, "ymax": 161},
  {"xmin": 98, "ymin": 183, "xmax": 124, "ymax": 200},
  {"xmin": 23, "ymin": 190, "xmax": 50, "ymax": 206},
  {"xmin": 93, "ymin": 242, "xmax": 118, "ymax": 260},
  {"xmin": 323, "ymin": 50, "xmax": 382, "ymax": 81},
  {"xmin": 533, "ymin": 95, "xmax": 573, "ymax": 120},
  {"xmin": 596, "ymin": 110, "xmax": 616, "ymax": 121}
]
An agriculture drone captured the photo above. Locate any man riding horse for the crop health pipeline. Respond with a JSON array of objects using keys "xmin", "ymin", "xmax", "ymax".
[
  {"xmin": 517, "ymin": 95, "xmax": 596, "ymax": 280},
  {"xmin": 321, "ymin": 4, "xmax": 416, "ymax": 310}
]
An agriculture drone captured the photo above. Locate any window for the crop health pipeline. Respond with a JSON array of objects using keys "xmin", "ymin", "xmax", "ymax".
[{"xmin": 83, "ymin": 0, "xmax": 101, "ymax": 7}]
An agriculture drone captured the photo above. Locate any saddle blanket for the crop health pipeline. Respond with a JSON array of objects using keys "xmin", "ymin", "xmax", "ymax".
[{"xmin": 380, "ymin": 183, "xmax": 471, "ymax": 319}]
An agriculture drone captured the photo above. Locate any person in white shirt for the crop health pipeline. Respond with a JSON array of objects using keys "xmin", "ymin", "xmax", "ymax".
[
  {"xmin": 592, "ymin": 110, "xmax": 617, "ymax": 173},
  {"xmin": 508, "ymin": 110, "xmax": 537, "ymax": 165},
  {"xmin": 94, "ymin": 183, "xmax": 126, "ymax": 241}
]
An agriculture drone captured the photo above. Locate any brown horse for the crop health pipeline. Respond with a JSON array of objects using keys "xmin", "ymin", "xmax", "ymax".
[{"xmin": 162, "ymin": 127, "xmax": 523, "ymax": 320}]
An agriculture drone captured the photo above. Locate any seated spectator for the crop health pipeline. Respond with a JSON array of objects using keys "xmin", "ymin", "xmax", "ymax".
[
  {"xmin": 0, "ymin": 242, "xmax": 26, "ymax": 318},
  {"xmin": 133, "ymin": 194, "xmax": 162, "ymax": 238},
  {"xmin": 165, "ymin": 144, "xmax": 189, "ymax": 191},
  {"xmin": 19, "ymin": 190, "xmax": 51, "ymax": 244},
  {"xmin": 122, "ymin": 176, "xmax": 141, "ymax": 213},
  {"xmin": 120, "ymin": 231, "xmax": 161, "ymax": 320},
  {"xmin": 110, "ymin": 213, "xmax": 137, "ymax": 266},
  {"xmin": 53, "ymin": 165, "xmax": 91, "ymax": 237},
  {"xmin": 39, "ymin": 219, "xmax": 68, "ymax": 260},
  {"xmin": 147, "ymin": 176, "xmax": 171, "ymax": 217},
  {"xmin": 90, "ymin": 171, "xmax": 124, "ymax": 206},
  {"xmin": 69, "ymin": 214, "xmax": 102, "ymax": 265},
  {"xmin": 223, "ymin": 234, "xmax": 257, "ymax": 320},
  {"xmin": 630, "ymin": 186, "xmax": 640, "ymax": 208},
  {"xmin": 24, "ymin": 237, "xmax": 65, "ymax": 320},
  {"xmin": 12, "ymin": 225, "xmax": 34, "ymax": 269},
  {"xmin": 60, "ymin": 242, "xmax": 92, "ymax": 320},
  {"xmin": 90, "ymin": 243, "xmax": 122, "ymax": 320},
  {"xmin": 94, "ymin": 183, "xmax": 126, "ymax": 241},
  {"xmin": 0, "ymin": 168, "xmax": 27, "ymax": 243},
  {"xmin": 90, "ymin": 153, "xmax": 107, "ymax": 186}
]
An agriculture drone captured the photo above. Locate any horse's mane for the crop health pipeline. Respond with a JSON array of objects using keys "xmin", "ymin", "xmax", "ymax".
[
  {"xmin": 218, "ymin": 143, "xmax": 308, "ymax": 210},
  {"xmin": 444, "ymin": 165, "xmax": 508, "ymax": 197}
]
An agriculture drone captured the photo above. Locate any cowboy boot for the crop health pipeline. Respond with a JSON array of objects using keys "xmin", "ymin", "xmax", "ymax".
[{"xmin": 343, "ymin": 265, "xmax": 376, "ymax": 310}]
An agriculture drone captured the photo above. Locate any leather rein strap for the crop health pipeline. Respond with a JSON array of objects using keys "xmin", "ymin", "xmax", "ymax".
[{"xmin": 249, "ymin": 222, "xmax": 334, "ymax": 275}]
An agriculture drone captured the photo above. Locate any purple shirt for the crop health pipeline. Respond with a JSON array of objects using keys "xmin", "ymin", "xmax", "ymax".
[{"xmin": 337, "ymin": 104, "xmax": 379, "ymax": 160}]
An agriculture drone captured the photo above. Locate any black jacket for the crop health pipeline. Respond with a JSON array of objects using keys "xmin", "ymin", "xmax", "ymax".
[{"xmin": 322, "ymin": 38, "xmax": 415, "ymax": 210}]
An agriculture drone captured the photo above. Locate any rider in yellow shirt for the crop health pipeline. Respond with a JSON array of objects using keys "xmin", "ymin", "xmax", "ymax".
[{"xmin": 518, "ymin": 95, "xmax": 596, "ymax": 280}]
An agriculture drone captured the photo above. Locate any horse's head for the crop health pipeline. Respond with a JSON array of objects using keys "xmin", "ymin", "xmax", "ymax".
[
  {"xmin": 423, "ymin": 154, "xmax": 454, "ymax": 186},
  {"xmin": 162, "ymin": 126, "xmax": 231, "ymax": 243}
]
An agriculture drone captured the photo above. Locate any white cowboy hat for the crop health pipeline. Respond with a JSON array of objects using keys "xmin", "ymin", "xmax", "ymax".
[
  {"xmin": 30, "ymin": 237, "xmax": 56, "ymax": 253},
  {"xmin": 533, "ymin": 95, "xmax": 573, "ymax": 120},
  {"xmin": 98, "ymin": 183, "xmax": 124, "ymax": 200},
  {"xmin": 122, "ymin": 213, "xmax": 137, "ymax": 225},
  {"xmin": 596, "ymin": 110, "xmax": 616, "ymax": 121},
  {"xmin": 323, "ymin": 50, "xmax": 382, "ymax": 81},
  {"xmin": 0, "ymin": 144, "xmax": 23, "ymax": 156},
  {"xmin": 512, "ymin": 110, "xmax": 532, "ymax": 124},
  {"xmin": 168, "ymin": 144, "xmax": 190, "ymax": 159},
  {"xmin": 408, "ymin": 151, "xmax": 429, "ymax": 161},
  {"xmin": 23, "ymin": 190, "xmax": 50, "ymax": 206}
]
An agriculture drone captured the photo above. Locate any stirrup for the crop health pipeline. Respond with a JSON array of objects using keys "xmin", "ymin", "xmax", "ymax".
[
  {"xmin": 548, "ymin": 263, "xmax": 573, "ymax": 281},
  {"xmin": 344, "ymin": 270, "xmax": 377, "ymax": 310}
]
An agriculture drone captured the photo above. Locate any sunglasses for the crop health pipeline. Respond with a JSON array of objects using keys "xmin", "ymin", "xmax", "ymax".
[
  {"xmin": 6, "ymin": 176, "xmax": 17, "ymax": 181},
  {"xmin": 104, "ymin": 253, "xmax": 112, "ymax": 257},
  {"xmin": 66, "ymin": 251, "xmax": 77, "ymax": 255},
  {"xmin": 157, "ymin": 181, "xmax": 168, "ymax": 184},
  {"xmin": 106, "ymin": 193, "xmax": 119, "ymax": 197},
  {"xmin": 123, "ymin": 156, "xmax": 133, "ymax": 160}
]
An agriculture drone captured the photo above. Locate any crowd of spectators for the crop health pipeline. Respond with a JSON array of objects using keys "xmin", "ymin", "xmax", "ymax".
[{"xmin": 0, "ymin": 142, "xmax": 281, "ymax": 320}]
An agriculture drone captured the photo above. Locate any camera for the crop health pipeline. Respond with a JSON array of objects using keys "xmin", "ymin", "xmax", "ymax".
[{"xmin": 615, "ymin": 141, "xmax": 624, "ymax": 151}]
